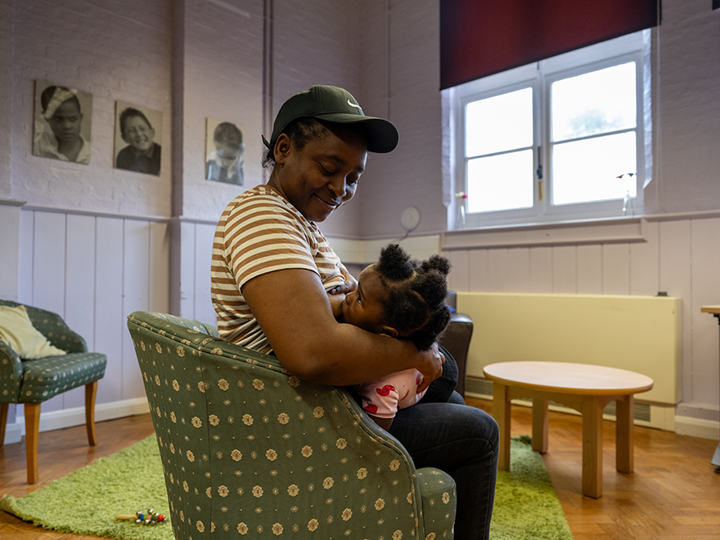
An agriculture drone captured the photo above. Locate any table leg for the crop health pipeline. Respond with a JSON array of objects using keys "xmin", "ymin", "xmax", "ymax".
[
  {"xmin": 616, "ymin": 395, "xmax": 634, "ymax": 473},
  {"xmin": 582, "ymin": 395, "xmax": 604, "ymax": 498},
  {"xmin": 493, "ymin": 382, "xmax": 511, "ymax": 471},
  {"xmin": 532, "ymin": 398, "xmax": 549, "ymax": 454}
]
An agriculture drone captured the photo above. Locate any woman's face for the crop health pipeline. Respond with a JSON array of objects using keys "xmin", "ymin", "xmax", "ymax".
[{"xmin": 272, "ymin": 124, "xmax": 367, "ymax": 222}]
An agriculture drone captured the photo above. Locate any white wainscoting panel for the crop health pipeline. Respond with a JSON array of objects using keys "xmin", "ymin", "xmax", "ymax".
[
  {"xmin": 12, "ymin": 208, "xmax": 171, "ymax": 434},
  {"xmin": 529, "ymin": 246, "xmax": 553, "ymax": 293},
  {"xmin": 659, "ymin": 220, "xmax": 694, "ymax": 404},
  {"xmin": 576, "ymin": 244, "xmax": 603, "ymax": 294},
  {"xmin": 121, "ymin": 219, "xmax": 151, "ymax": 401},
  {"xmin": 690, "ymin": 218, "xmax": 720, "ymax": 407},
  {"xmin": 193, "ymin": 223, "xmax": 218, "ymax": 327},
  {"xmin": 442, "ymin": 213, "xmax": 720, "ymax": 429},
  {"xmin": 95, "ymin": 216, "xmax": 125, "ymax": 405}
]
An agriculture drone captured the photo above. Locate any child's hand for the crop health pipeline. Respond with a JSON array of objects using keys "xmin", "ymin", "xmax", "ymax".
[{"xmin": 327, "ymin": 263, "xmax": 358, "ymax": 295}]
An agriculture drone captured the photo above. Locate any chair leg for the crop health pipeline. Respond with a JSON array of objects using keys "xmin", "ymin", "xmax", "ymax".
[
  {"xmin": 0, "ymin": 403, "xmax": 8, "ymax": 447},
  {"xmin": 24, "ymin": 403, "xmax": 41, "ymax": 484},
  {"xmin": 85, "ymin": 381, "xmax": 98, "ymax": 446}
]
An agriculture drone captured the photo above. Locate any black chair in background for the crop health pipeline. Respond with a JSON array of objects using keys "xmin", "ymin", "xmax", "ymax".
[{"xmin": 439, "ymin": 291, "xmax": 473, "ymax": 398}]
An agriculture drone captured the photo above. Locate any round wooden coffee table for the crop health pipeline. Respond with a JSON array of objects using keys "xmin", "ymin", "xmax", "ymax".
[{"xmin": 483, "ymin": 361, "xmax": 654, "ymax": 498}]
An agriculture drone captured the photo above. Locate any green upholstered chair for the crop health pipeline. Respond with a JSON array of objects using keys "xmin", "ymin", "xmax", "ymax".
[
  {"xmin": 0, "ymin": 300, "xmax": 107, "ymax": 483},
  {"xmin": 128, "ymin": 311, "xmax": 456, "ymax": 540}
]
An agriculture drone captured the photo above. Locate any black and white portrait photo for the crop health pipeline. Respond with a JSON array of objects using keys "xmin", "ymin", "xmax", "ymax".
[
  {"xmin": 205, "ymin": 117, "xmax": 244, "ymax": 185},
  {"xmin": 33, "ymin": 80, "xmax": 93, "ymax": 164},
  {"xmin": 114, "ymin": 101, "xmax": 163, "ymax": 176}
]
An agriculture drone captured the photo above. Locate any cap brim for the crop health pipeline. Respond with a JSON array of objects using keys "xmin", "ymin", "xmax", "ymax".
[{"xmin": 316, "ymin": 113, "xmax": 399, "ymax": 154}]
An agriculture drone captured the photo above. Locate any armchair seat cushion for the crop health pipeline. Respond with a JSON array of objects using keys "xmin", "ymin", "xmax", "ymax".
[{"xmin": 18, "ymin": 353, "xmax": 106, "ymax": 404}]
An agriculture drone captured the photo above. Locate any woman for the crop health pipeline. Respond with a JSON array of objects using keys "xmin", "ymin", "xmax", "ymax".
[{"xmin": 211, "ymin": 85, "xmax": 498, "ymax": 540}]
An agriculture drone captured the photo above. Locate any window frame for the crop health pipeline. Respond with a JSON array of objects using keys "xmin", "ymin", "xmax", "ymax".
[{"xmin": 450, "ymin": 31, "xmax": 649, "ymax": 229}]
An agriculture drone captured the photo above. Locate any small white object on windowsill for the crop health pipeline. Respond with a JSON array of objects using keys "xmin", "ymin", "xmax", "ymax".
[{"xmin": 455, "ymin": 192, "xmax": 468, "ymax": 229}]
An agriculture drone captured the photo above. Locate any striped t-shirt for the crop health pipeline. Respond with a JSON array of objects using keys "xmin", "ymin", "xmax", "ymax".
[{"xmin": 211, "ymin": 185, "xmax": 345, "ymax": 353}]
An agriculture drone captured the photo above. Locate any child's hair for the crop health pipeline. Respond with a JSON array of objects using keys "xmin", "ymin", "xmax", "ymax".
[
  {"xmin": 120, "ymin": 107, "xmax": 153, "ymax": 135},
  {"xmin": 214, "ymin": 122, "xmax": 243, "ymax": 148},
  {"xmin": 41, "ymin": 85, "xmax": 81, "ymax": 115},
  {"xmin": 374, "ymin": 244, "xmax": 452, "ymax": 351}
]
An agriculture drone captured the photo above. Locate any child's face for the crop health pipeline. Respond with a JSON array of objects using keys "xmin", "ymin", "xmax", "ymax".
[
  {"xmin": 122, "ymin": 116, "xmax": 155, "ymax": 152},
  {"xmin": 48, "ymin": 100, "xmax": 82, "ymax": 143},
  {"xmin": 340, "ymin": 266, "xmax": 388, "ymax": 333},
  {"xmin": 214, "ymin": 141, "xmax": 241, "ymax": 168}
]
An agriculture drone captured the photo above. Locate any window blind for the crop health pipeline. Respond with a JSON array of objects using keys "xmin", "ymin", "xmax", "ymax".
[{"xmin": 440, "ymin": 0, "xmax": 660, "ymax": 90}]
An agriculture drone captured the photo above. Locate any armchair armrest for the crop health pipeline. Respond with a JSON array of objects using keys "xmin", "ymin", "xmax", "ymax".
[{"xmin": 0, "ymin": 340, "xmax": 23, "ymax": 403}]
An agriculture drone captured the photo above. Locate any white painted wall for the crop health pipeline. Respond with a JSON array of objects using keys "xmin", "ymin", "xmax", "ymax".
[{"xmin": 0, "ymin": 0, "xmax": 719, "ymax": 444}]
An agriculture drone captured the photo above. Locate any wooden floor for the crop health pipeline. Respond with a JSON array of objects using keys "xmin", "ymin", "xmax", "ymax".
[{"xmin": 1, "ymin": 400, "xmax": 720, "ymax": 539}]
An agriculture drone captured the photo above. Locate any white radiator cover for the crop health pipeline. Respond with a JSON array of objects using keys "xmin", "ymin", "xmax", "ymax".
[{"xmin": 457, "ymin": 292, "xmax": 682, "ymax": 406}]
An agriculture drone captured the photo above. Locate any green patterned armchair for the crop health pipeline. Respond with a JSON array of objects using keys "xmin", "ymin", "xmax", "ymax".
[
  {"xmin": 127, "ymin": 311, "xmax": 456, "ymax": 540},
  {"xmin": 0, "ymin": 300, "xmax": 107, "ymax": 484}
]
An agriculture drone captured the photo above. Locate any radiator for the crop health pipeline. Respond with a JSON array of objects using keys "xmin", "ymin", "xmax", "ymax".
[{"xmin": 456, "ymin": 292, "xmax": 682, "ymax": 407}]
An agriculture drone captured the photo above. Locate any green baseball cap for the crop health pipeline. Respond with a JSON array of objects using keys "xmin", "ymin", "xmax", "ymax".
[{"xmin": 262, "ymin": 85, "xmax": 399, "ymax": 154}]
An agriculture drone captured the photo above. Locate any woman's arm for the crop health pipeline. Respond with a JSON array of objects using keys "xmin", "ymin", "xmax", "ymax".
[{"xmin": 242, "ymin": 267, "xmax": 443, "ymax": 388}]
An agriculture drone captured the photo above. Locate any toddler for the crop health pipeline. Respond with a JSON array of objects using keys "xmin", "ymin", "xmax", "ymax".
[
  {"xmin": 116, "ymin": 107, "xmax": 161, "ymax": 175},
  {"xmin": 206, "ymin": 122, "xmax": 244, "ymax": 185},
  {"xmin": 34, "ymin": 85, "xmax": 90, "ymax": 164},
  {"xmin": 337, "ymin": 244, "xmax": 453, "ymax": 430}
]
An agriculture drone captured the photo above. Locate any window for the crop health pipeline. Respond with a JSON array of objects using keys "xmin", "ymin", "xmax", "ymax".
[{"xmin": 449, "ymin": 31, "xmax": 650, "ymax": 228}]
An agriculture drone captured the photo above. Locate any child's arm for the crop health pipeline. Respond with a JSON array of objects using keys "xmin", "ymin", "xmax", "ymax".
[{"xmin": 367, "ymin": 414, "xmax": 394, "ymax": 430}]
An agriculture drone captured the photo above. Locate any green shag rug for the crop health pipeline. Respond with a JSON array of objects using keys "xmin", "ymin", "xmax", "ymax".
[
  {"xmin": 1, "ymin": 434, "xmax": 571, "ymax": 540},
  {"xmin": 490, "ymin": 435, "xmax": 573, "ymax": 540}
]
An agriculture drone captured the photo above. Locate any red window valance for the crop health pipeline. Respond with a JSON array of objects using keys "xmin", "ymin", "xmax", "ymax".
[{"xmin": 440, "ymin": 0, "xmax": 660, "ymax": 90}]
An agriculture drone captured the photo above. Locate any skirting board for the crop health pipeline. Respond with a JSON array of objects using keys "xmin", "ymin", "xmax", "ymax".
[
  {"xmin": 675, "ymin": 416, "xmax": 720, "ymax": 441},
  {"xmin": 2, "ymin": 397, "xmax": 150, "ymax": 445}
]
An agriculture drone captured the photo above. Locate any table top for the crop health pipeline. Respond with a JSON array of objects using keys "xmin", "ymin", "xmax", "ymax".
[
  {"xmin": 701, "ymin": 305, "xmax": 720, "ymax": 315},
  {"xmin": 483, "ymin": 361, "xmax": 654, "ymax": 396}
]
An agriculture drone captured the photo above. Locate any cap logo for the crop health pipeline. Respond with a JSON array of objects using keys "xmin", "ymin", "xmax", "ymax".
[{"xmin": 347, "ymin": 100, "xmax": 362, "ymax": 109}]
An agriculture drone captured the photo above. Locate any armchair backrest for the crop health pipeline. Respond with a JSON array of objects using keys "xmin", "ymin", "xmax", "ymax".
[
  {"xmin": 0, "ymin": 300, "xmax": 87, "ymax": 353},
  {"xmin": 127, "ymin": 311, "xmax": 439, "ymax": 540}
]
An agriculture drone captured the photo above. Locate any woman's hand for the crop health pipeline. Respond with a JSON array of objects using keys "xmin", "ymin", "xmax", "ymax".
[{"xmin": 416, "ymin": 343, "xmax": 445, "ymax": 393}]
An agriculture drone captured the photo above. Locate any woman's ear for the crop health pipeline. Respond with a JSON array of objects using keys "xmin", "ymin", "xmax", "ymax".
[
  {"xmin": 378, "ymin": 326, "xmax": 399, "ymax": 339},
  {"xmin": 274, "ymin": 133, "xmax": 292, "ymax": 164}
]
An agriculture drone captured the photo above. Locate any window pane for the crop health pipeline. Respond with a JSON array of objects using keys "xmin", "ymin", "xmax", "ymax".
[
  {"xmin": 467, "ymin": 150, "xmax": 534, "ymax": 213},
  {"xmin": 552, "ymin": 62, "xmax": 636, "ymax": 142},
  {"xmin": 552, "ymin": 132, "xmax": 637, "ymax": 205},
  {"xmin": 466, "ymin": 88, "xmax": 533, "ymax": 158}
]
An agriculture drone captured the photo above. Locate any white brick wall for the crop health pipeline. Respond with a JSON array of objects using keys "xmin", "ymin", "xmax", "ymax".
[
  {"xmin": 1, "ymin": 0, "xmax": 719, "ymax": 433},
  {"xmin": 10, "ymin": 0, "xmax": 173, "ymax": 217},
  {"xmin": 653, "ymin": 0, "xmax": 720, "ymax": 214}
]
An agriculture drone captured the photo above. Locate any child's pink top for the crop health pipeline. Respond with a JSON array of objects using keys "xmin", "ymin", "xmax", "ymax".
[{"xmin": 356, "ymin": 368, "xmax": 427, "ymax": 419}]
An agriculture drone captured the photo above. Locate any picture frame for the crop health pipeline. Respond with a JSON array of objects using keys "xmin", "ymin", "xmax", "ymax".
[
  {"xmin": 205, "ymin": 117, "xmax": 244, "ymax": 185},
  {"xmin": 32, "ymin": 80, "xmax": 93, "ymax": 165},
  {"xmin": 114, "ymin": 101, "xmax": 164, "ymax": 176}
]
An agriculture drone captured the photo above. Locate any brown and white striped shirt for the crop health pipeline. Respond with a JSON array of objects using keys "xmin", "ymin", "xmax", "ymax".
[{"xmin": 211, "ymin": 185, "xmax": 345, "ymax": 353}]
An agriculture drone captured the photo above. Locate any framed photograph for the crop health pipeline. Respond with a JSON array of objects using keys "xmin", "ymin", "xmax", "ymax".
[
  {"xmin": 33, "ymin": 80, "xmax": 93, "ymax": 164},
  {"xmin": 205, "ymin": 117, "xmax": 244, "ymax": 185},
  {"xmin": 114, "ymin": 101, "xmax": 163, "ymax": 176}
]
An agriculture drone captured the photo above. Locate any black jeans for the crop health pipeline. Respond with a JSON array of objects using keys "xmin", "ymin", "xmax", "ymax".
[{"xmin": 389, "ymin": 349, "xmax": 498, "ymax": 540}]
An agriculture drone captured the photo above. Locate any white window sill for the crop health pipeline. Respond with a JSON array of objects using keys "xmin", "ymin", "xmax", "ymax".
[{"xmin": 441, "ymin": 216, "xmax": 646, "ymax": 250}]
